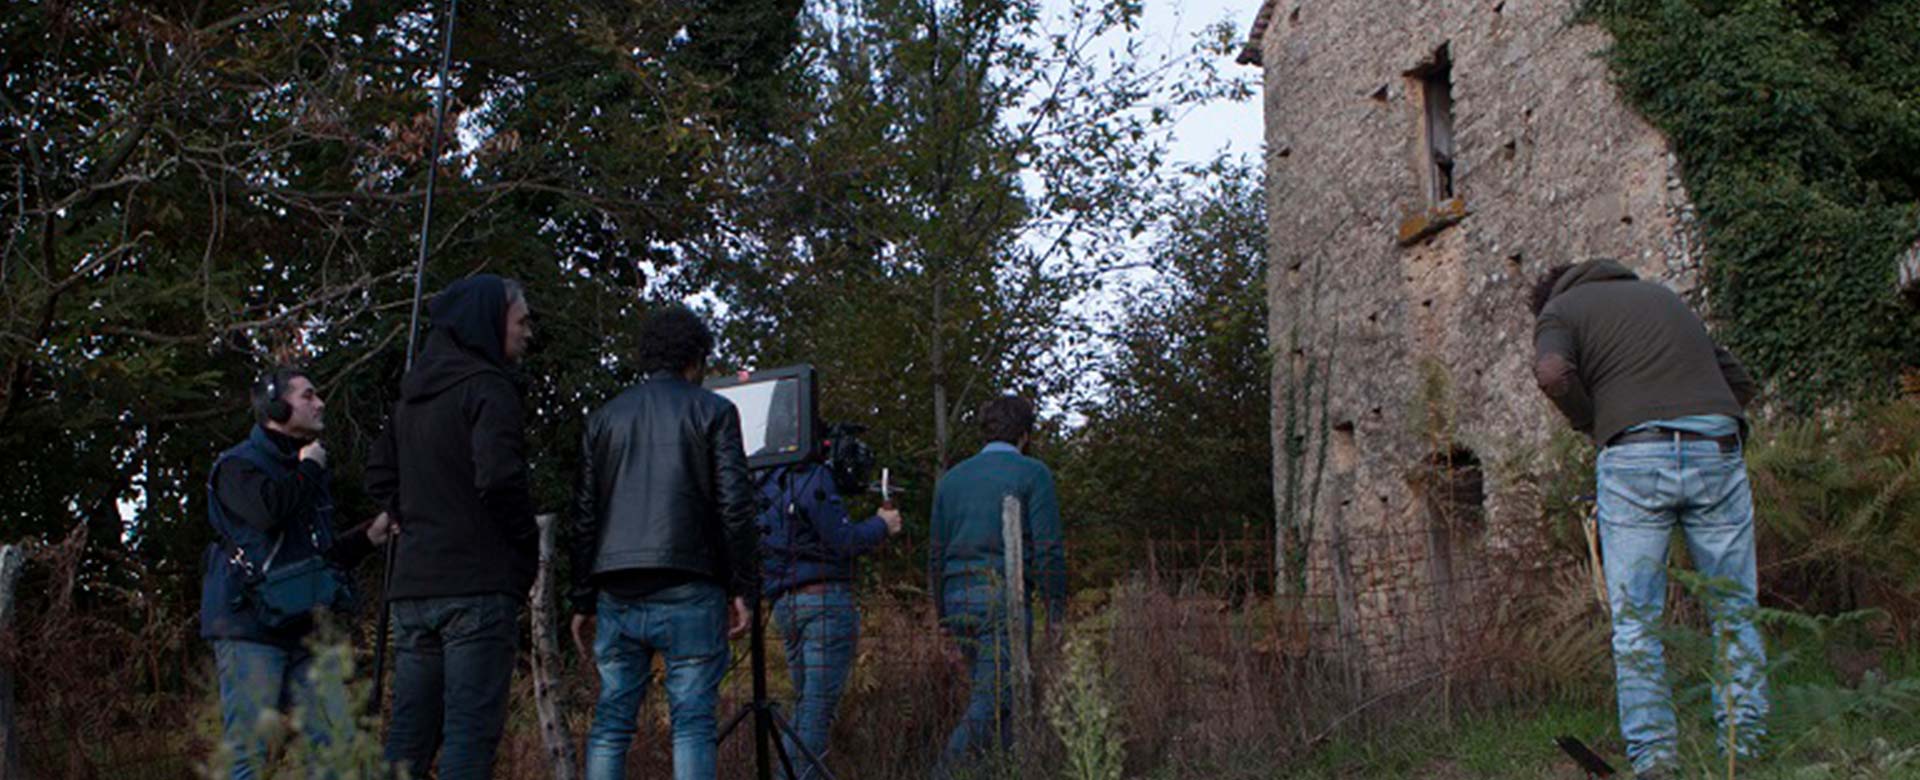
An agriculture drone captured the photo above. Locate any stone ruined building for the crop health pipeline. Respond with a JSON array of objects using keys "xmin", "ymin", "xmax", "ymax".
[{"xmin": 1240, "ymin": 1, "xmax": 1705, "ymax": 693}]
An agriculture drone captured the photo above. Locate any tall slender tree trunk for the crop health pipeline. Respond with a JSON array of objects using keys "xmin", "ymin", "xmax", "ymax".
[
  {"xmin": 931, "ymin": 274, "xmax": 950, "ymax": 480},
  {"xmin": 927, "ymin": 0, "xmax": 952, "ymax": 484}
]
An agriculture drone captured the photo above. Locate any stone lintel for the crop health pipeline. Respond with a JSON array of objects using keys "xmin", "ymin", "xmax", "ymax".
[{"xmin": 1396, "ymin": 198, "xmax": 1470, "ymax": 247}]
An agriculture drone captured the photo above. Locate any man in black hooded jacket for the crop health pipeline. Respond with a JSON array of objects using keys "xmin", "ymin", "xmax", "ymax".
[{"xmin": 368, "ymin": 274, "xmax": 536, "ymax": 780}]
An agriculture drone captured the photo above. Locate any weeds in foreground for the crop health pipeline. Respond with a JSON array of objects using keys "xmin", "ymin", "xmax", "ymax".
[
  {"xmin": 201, "ymin": 624, "xmax": 397, "ymax": 779},
  {"xmin": 1046, "ymin": 628, "xmax": 1124, "ymax": 780}
]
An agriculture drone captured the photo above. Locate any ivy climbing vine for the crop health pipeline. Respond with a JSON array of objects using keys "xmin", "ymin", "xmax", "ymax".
[{"xmin": 1584, "ymin": 0, "xmax": 1920, "ymax": 407}]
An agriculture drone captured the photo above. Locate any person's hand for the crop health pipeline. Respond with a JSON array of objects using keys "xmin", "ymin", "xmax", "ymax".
[
  {"xmin": 878, "ymin": 506, "xmax": 904, "ymax": 536},
  {"xmin": 299, "ymin": 439, "xmax": 328, "ymax": 468},
  {"xmin": 367, "ymin": 512, "xmax": 399, "ymax": 546},
  {"xmin": 728, "ymin": 597, "xmax": 751, "ymax": 640},
  {"xmin": 571, "ymin": 614, "xmax": 595, "ymax": 661}
]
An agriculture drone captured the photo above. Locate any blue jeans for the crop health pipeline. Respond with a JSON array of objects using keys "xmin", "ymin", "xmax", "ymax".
[
  {"xmin": 773, "ymin": 584, "xmax": 859, "ymax": 778},
  {"xmin": 384, "ymin": 593, "xmax": 520, "ymax": 780},
  {"xmin": 1598, "ymin": 439, "xmax": 1769, "ymax": 773},
  {"xmin": 214, "ymin": 640, "xmax": 349, "ymax": 780},
  {"xmin": 935, "ymin": 579, "xmax": 1025, "ymax": 774},
  {"xmin": 586, "ymin": 583, "xmax": 730, "ymax": 780}
]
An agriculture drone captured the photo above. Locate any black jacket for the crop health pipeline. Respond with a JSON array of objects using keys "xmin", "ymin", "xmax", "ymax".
[
  {"xmin": 569, "ymin": 371, "xmax": 759, "ymax": 614},
  {"xmin": 214, "ymin": 428, "xmax": 378, "ymax": 570},
  {"xmin": 201, "ymin": 425, "xmax": 376, "ymax": 645},
  {"xmin": 368, "ymin": 275, "xmax": 539, "ymax": 601}
]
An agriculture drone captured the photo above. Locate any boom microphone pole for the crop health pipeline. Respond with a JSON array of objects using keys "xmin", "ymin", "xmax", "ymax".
[{"xmin": 371, "ymin": 0, "xmax": 460, "ymax": 712}]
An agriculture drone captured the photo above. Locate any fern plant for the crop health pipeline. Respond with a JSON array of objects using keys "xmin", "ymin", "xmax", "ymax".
[{"xmin": 1747, "ymin": 403, "xmax": 1920, "ymax": 620}]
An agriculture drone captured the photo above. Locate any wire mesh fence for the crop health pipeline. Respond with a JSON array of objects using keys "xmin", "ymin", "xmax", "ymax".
[{"xmin": 4, "ymin": 505, "xmax": 1585, "ymax": 779}]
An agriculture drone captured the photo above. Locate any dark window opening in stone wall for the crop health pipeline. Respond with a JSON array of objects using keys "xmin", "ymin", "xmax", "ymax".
[
  {"xmin": 1422, "ymin": 444, "xmax": 1484, "ymax": 528},
  {"xmin": 1410, "ymin": 46, "xmax": 1456, "ymax": 203}
]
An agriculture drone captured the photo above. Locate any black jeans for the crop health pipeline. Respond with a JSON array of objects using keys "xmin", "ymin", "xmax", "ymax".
[{"xmin": 384, "ymin": 593, "xmax": 519, "ymax": 780}]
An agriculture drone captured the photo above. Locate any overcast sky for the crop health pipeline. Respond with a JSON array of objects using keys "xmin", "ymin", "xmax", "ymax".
[
  {"xmin": 1024, "ymin": 0, "xmax": 1265, "ymax": 417},
  {"xmin": 1077, "ymin": 0, "xmax": 1264, "ymax": 167}
]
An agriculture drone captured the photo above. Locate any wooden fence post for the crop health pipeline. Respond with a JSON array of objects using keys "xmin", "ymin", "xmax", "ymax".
[
  {"xmin": 1000, "ymin": 495, "xmax": 1031, "ymax": 750},
  {"xmin": 0, "ymin": 545, "xmax": 25, "ymax": 780},
  {"xmin": 530, "ymin": 515, "xmax": 579, "ymax": 780}
]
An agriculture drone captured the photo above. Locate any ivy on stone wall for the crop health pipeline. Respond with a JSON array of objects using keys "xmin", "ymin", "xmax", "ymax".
[
  {"xmin": 1275, "ymin": 263, "xmax": 1336, "ymax": 597},
  {"xmin": 1584, "ymin": 0, "xmax": 1920, "ymax": 408}
]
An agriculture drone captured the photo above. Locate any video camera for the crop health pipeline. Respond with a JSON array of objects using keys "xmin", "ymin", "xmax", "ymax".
[{"xmin": 705, "ymin": 364, "xmax": 874, "ymax": 496}]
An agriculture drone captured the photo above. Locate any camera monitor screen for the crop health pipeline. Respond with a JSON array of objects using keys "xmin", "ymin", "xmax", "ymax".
[{"xmin": 705, "ymin": 364, "xmax": 818, "ymax": 470}]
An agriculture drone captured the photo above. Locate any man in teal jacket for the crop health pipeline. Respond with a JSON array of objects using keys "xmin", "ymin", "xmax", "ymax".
[{"xmin": 928, "ymin": 395, "xmax": 1065, "ymax": 774}]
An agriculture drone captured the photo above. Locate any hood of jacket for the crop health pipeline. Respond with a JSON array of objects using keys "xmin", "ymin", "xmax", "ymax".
[
  {"xmin": 1549, "ymin": 258, "xmax": 1639, "ymax": 301},
  {"xmin": 401, "ymin": 274, "xmax": 513, "ymax": 400}
]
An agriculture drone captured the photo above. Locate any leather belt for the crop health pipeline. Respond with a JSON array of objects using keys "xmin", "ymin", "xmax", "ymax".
[
  {"xmin": 787, "ymin": 581, "xmax": 847, "ymax": 597},
  {"xmin": 1606, "ymin": 428, "xmax": 1740, "ymax": 453}
]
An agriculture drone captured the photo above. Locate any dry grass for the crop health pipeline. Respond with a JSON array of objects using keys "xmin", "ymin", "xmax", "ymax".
[
  {"xmin": 8, "ymin": 523, "xmax": 208, "ymax": 779},
  {"xmin": 14, "ymin": 499, "xmax": 1915, "ymax": 778},
  {"xmin": 8, "ymin": 540, "xmax": 1367, "ymax": 779}
]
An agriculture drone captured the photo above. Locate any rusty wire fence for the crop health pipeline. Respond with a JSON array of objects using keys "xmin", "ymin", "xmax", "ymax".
[{"xmin": 3, "ymin": 507, "xmax": 1591, "ymax": 779}]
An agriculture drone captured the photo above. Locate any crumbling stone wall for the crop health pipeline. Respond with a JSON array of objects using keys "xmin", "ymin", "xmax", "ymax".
[{"xmin": 1249, "ymin": 0, "xmax": 1703, "ymax": 690}]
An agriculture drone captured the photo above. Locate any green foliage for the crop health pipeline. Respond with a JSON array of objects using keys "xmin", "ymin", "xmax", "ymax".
[
  {"xmin": 701, "ymin": 0, "xmax": 1251, "ymax": 586},
  {"xmin": 1791, "ymin": 738, "xmax": 1920, "ymax": 779},
  {"xmin": 1523, "ymin": 428, "xmax": 1600, "ymax": 561},
  {"xmin": 280, "ymin": 640, "xmax": 395, "ymax": 779},
  {"xmin": 1643, "ymin": 572, "xmax": 1920, "ymax": 777},
  {"xmin": 200, "ymin": 634, "xmax": 398, "ymax": 779},
  {"xmin": 1047, "ymin": 631, "xmax": 1127, "ymax": 780},
  {"xmin": 1055, "ymin": 159, "xmax": 1271, "ymax": 588},
  {"xmin": 0, "ymin": 0, "xmax": 809, "ymax": 607},
  {"xmin": 1744, "ymin": 401, "xmax": 1920, "ymax": 619},
  {"xmin": 1584, "ymin": 0, "xmax": 1920, "ymax": 407}
]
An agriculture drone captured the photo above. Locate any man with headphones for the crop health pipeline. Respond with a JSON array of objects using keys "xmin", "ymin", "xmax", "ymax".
[{"xmin": 200, "ymin": 366, "xmax": 395, "ymax": 779}]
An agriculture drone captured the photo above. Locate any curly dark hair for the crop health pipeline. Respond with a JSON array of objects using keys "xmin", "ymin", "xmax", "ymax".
[
  {"xmin": 1530, "ymin": 263, "xmax": 1576, "ymax": 317},
  {"xmin": 978, "ymin": 395, "xmax": 1036, "ymax": 445},
  {"xmin": 637, "ymin": 305, "xmax": 714, "ymax": 375}
]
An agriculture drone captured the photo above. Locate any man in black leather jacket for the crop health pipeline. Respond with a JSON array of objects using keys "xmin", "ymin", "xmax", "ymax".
[{"xmin": 568, "ymin": 305, "xmax": 757, "ymax": 780}]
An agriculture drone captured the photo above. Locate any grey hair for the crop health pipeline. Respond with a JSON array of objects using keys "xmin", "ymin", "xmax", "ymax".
[{"xmin": 501, "ymin": 277, "xmax": 526, "ymax": 309}]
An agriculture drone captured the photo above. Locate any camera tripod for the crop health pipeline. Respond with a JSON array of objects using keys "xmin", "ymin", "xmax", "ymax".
[{"xmin": 716, "ymin": 590, "xmax": 839, "ymax": 780}]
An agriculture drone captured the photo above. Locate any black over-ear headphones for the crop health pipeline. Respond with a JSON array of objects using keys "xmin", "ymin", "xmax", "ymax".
[{"xmin": 262, "ymin": 372, "xmax": 293, "ymax": 424}]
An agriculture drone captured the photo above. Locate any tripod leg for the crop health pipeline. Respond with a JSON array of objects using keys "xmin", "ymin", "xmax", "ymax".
[
  {"xmin": 369, "ymin": 539, "xmax": 398, "ymax": 712},
  {"xmin": 767, "ymin": 719, "xmax": 801, "ymax": 780},
  {"xmin": 767, "ymin": 706, "xmax": 838, "ymax": 780},
  {"xmin": 719, "ymin": 704, "xmax": 753, "ymax": 743}
]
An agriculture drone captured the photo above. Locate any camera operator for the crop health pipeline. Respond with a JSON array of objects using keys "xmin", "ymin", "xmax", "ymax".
[
  {"xmin": 568, "ymin": 305, "xmax": 757, "ymax": 780},
  {"xmin": 200, "ymin": 367, "xmax": 394, "ymax": 780},
  {"xmin": 758, "ymin": 426, "xmax": 904, "ymax": 776}
]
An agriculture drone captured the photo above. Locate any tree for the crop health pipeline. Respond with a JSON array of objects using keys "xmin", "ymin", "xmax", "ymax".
[
  {"xmin": 1054, "ymin": 157, "xmax": 1270, "ymax": 589},
  {"xmin": 699, "ymin": 0, "xmax": 1251, "ymax": 497},
  {"xmin": 0, "ymin": 0, "xmax": 807, "ymax": 606}
]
